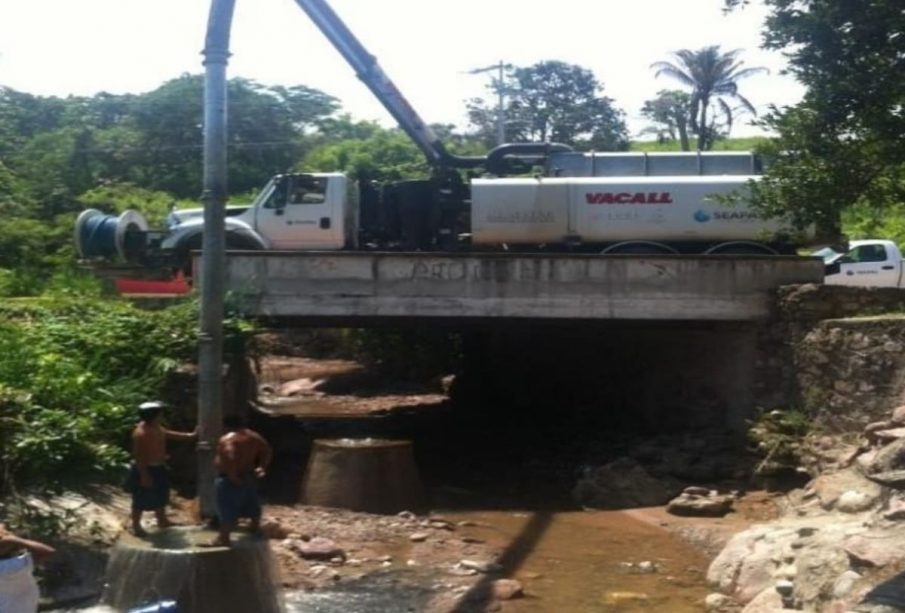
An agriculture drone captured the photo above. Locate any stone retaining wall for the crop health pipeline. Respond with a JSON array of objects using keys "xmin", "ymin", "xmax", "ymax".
[{"xmin": 764, "ymin": 284, "xmax": 905, "ymax": 431}]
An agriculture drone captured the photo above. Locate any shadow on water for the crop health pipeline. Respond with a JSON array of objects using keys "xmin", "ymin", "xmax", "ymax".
[{"xmin": 451, "ymin": 511, "xmax": 554, "ymax": 613}]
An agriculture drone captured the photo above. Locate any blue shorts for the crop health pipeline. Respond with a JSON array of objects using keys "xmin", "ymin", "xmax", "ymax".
[
  {"xmin": 127, "ymin": 465, "xmax": 170, "ymax": 511},
  {"xmin": 215, "ymin": 476, "xmax": 261, "ymax": 524}
]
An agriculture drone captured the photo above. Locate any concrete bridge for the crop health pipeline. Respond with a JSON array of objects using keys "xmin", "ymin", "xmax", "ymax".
[{"xmin": 212, "ymin": 251, "xmax": 823, "ymax": 324}]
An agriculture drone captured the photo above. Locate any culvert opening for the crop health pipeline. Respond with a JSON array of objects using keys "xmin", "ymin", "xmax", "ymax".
[{"xmin": 250, "ymin": 321, "xmax": 767, "ymax": 511}]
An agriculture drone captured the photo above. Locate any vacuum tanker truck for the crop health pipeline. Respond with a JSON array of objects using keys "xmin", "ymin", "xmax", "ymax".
[{"xmin": 74, "ymin": 0, "xmax": 805, "ymax": 272}]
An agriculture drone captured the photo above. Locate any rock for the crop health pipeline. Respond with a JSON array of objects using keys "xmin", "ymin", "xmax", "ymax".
[
  {"xmin": 741, "ymin": 586, "xmax": 786, "ymax": 613},
  {"xmin": 868, "ymin": 470, "xmax": 905, "ymax": 488},
  {"xmin": 708, "ymin": 531, "xmax": 773, "ymax": 602},
  {"xmin": 409, "ymin": 532, "xmax": 428, "ymax": 542},
  {"xmin": 808, "ymin": 469, "xmax": 882, "ymax": 510},
  {"xmin": 865, "ymin": 421, "xmax": 894, "ymax": 436},
  {"xmin": 774, "ymin": 579, "xmax": 794, "ymax": 597},
  {"xmin": 259, "ymin": 519, "xmax": 291, "ymax": 539},
  {"xmin": 460, "ymin": 559, "xmax": 502, "ymax": 574},
  {"xmin": 668, "ymin": 491, "xmax": 734, "ymax": 517},
  {"xmin": 884, "ymin": 498, "xmax": 905, "ymax": 520},
  {"xmin": 601, "ymin": 591, "xmax": 649, "ymax": 606},
  {"xmin": 793, "ymin": 543, "xmax": 851, "ymax": 607},
  {"xmin": 572, "ymin": 457, "xmax": 682, "ymax": 509},
  {"xmin": 836, "ymin": 490, "xmax": 876, "ymax": 513},
  {"xmin": 843, "ymin": 534, "xmax": 903, "ymax": 568},
  {"xmin": 891, "ymin": 404, "xmax": 905, "ymax": 425},
  {"xmin": 278, "ymin": 377, "xmax": 323, "ymax": 396},
  {"xmin": 397, "ymin": 510, "xmax": 416, "ymax": 520},
  {"xmin": 637, "ymin": 561, "xmax": 658, "ymax": 574},
  {"xmin": 491, "ymin": 579, "xmax": 524, "ymax": 600},
  {"xmin": 832, "ymin": 570, "xmax": 861, "ymax": 599},
  {"xmin": 684, "ymin": 486, "xmax": 712, "ymax": 496},
  {"xmin": 429, "ymin": 520, "xmax": 455, "ymax": 531},
  {"xmin": 293, "ymin": 537, "xmax": 345, "ymax": 561},
  {"xmin": 704, "ymin": 592, "xmax": 738, "ymax": 612},
  {"xmin": 873, "ymin": 427, "xmax": 905, "ymax": 444},
  {"xmin": 866, "ymin": 437, "xmax": 905, "ymax": 474}
]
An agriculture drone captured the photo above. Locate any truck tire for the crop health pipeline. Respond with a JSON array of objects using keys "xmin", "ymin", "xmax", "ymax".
[
  {"xmin": 704, "ymin": 241, "xmax": 778, "ymax": 255},
  {"xmin": 600, "ymin": 241, "xmax": 677, "ymax": 255}
]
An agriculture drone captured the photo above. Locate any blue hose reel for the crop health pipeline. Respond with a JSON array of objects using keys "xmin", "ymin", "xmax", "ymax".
[{"xmin": 74, "ymin": 209, "xmax": 149, "ymax": 262}]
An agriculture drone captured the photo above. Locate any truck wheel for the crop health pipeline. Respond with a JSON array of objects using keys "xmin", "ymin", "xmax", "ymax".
[
  {"xmin": 601, "ymin": 241, "xmax": 677, "ymax": 255},
  {"xmin": 705, "ymin": 241, "xmax": 777, "ymax": 255}
]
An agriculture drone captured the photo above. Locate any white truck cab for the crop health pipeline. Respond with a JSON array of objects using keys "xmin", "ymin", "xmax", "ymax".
[
  {"xmin": 161, "ymin": 172, "xmax": 356, "ymax": 252},
  {"xmin": 819, "ymin": 239, "xmax": 905, "ymax": 287}
]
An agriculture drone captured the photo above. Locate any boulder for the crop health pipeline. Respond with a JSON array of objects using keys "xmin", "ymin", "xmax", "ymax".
[
  {"xmin": 865, "ymin": 438, "xmax": 905, "ymax": 474},
  {"xmin": 572, "ymin": 457, "xmax": 682, "ymax": 509},
  {"xmin": 291, "ymin": 537, "xmax": 345, "ymax": 561},
  {"xmin": 668, "ymin": 490, "xmax": 735, "ymax": 517},
  {"xmin": 808, "ymin": 469, "xmax": 882, "ymax": 510}
]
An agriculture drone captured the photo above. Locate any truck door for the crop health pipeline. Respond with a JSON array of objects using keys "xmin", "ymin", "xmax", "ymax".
[
  {"xmin": 254, "ymin": 175, "xmax": 342, "ymax": 249},
  {"xmin": 833, "ymin": 243, "xmax": 898, "ymax": 287}
]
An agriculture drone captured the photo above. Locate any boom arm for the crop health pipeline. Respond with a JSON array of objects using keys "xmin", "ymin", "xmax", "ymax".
[{"xmin": 291, "ymin": 0, "xmax": 484, "ymax": 169}]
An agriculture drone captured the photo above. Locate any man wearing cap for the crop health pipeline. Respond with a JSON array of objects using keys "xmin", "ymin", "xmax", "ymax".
[{"xmin": 127, "ymin": 401, "xmax": 197, "ymax": 537}]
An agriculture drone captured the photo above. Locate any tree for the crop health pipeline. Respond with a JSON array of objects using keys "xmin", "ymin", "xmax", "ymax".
[
  {"xmin": 651, "ymin": 46, "xmax": 767, "ymax": 150},
  {"xmin": 467, "ymin": 60, "xmax": 628, "ymax": 151},
  {"xmin": 723, "ymin": 0, "xmax": 905, "ymax": 236},
  {"xmin": 640, "ymin": 90, "xmax": 693, "ymax": 150}
]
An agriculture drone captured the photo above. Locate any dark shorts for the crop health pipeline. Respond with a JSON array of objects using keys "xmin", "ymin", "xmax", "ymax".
[
  {"xmin": 126, "ymin": 465, "xmax": 170, "ymax": 511},
  {"xmin": 215, "ymin": 476, "xmax": 261, "ymax": 525}
]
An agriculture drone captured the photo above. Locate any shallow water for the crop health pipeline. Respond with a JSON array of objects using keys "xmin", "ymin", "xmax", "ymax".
[
  {"xmin": 59, "ymin": 509, "xmax": 710, "ymax": 613},
  {"xmin": 284, "ymin": 509, "xmax": 710, "ymax": 613},
  {"xmin": 442, "ymin": 509, "xmax": 710, "ymax": 613}
]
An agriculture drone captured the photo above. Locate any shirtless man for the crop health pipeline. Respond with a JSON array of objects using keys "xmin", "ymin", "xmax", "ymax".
[
  {"xmin": 209, "ymin": 414, "xmax": 272, "ymax": 547},
  {"xmin": 0, "ymin": 527, "xmax": 55, "ymax": 613},
  {"xmin": 129, "ymin": 401, "xmax": 197, "ymax": 536}
]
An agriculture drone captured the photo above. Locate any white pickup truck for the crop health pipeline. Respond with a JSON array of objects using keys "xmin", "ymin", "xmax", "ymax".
[{"xmin": 816, "ymin": 239, "xmax": 905, "ymax": 287}]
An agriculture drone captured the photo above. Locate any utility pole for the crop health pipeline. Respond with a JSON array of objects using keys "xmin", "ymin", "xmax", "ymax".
[
  {"xmin": 197, "ymin": 0, "xmax": 235, "ymax": 519},
  {"xmin": 468, "ymin": 60, "xmax": 512, "ymax": 145}
]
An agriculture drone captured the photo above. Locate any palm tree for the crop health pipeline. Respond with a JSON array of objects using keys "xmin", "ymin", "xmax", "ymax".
[{"xmin": 651, "ymin": 46, "xmax": 767, "ymax": 150}]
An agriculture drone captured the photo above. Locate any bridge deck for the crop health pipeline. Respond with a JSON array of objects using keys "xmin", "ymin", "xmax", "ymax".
[{"xmin": 211, "ymin": 251, "xmax": 823, "ymax": 323}]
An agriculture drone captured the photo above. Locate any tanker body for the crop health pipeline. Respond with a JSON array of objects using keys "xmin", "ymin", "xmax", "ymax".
[{"xmin": 472, "ymin": 175, "xmax": 788, "ymax": 254}]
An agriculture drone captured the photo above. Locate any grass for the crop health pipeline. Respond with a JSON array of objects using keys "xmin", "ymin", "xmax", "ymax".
[{"xmin": 628, "ymin": 137, "xmax": 770, "ymax": 152}]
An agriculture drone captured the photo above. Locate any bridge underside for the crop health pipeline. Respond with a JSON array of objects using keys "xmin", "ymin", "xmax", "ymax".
[{"xmin": 212, "ymin": 252, "xmax": 823, "ymax": 324}]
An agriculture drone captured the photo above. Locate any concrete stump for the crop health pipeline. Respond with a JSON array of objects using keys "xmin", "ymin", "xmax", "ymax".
[
  {"xmin": 301, "ymin": 438, "xmax": 423, "ymax": 514},
  {"xmin": 102, "ymin": 527, "xmax": 281, "ymax": 613}
]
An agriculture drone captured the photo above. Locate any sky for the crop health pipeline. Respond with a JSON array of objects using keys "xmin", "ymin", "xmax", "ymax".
[{"xmin": 0, "ymin": 0, "xmax": 805, "ymax": 140}]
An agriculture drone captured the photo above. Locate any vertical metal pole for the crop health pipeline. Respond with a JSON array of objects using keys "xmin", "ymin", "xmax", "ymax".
[{"xmin": 198, "ymin": 0, "xmax": 236, "ymax": 519}]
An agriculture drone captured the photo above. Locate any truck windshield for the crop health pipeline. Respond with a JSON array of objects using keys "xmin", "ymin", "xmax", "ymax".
[{"xmin": 812, "ymin": 247, "xmax": 842, "ymax": 264}]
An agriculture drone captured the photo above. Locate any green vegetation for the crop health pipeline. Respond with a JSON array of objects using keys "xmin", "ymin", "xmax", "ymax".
[
  {"xmin": 747, "ymin": 408, "xmax": 814, "ymax": 477},
  {"xmin": 0, "ymin": 295, "xmax": 251, "ymax": 507},
  {"xmin": 650, "ymin": 46, "xmax": 767, "ymax": 151},
  {"xmin": 629, "ymin": 136, "xmax": 769, "ymax": 152},
  {"xmin": 466, "ymin": 60, "xmax": 628, "ymax": 150},
  {"xmin": 0, "ymin": 0, "xmax": 904, "ymax": 520},
  {"xmin": 724, "ymin": 0, "xmax": 905, "ymax": 236}
]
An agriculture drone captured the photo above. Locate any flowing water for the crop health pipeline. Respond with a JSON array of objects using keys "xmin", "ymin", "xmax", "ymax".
[
  {"xmin": 283, "ymin": 509, "xmax": 711, "ymax": 613},
  {"xmin": 101, "ymin": 527, "xmax": 281, "ymax": 613},
  {"xmin": 59, "ymin": 510, "xmax": 710, "ymax": 612}
]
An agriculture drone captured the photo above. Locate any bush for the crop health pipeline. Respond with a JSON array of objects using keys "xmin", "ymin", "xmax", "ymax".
[{"xmin": 0, "ymin": 296, "xmax": 251, "ymax": 495}]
